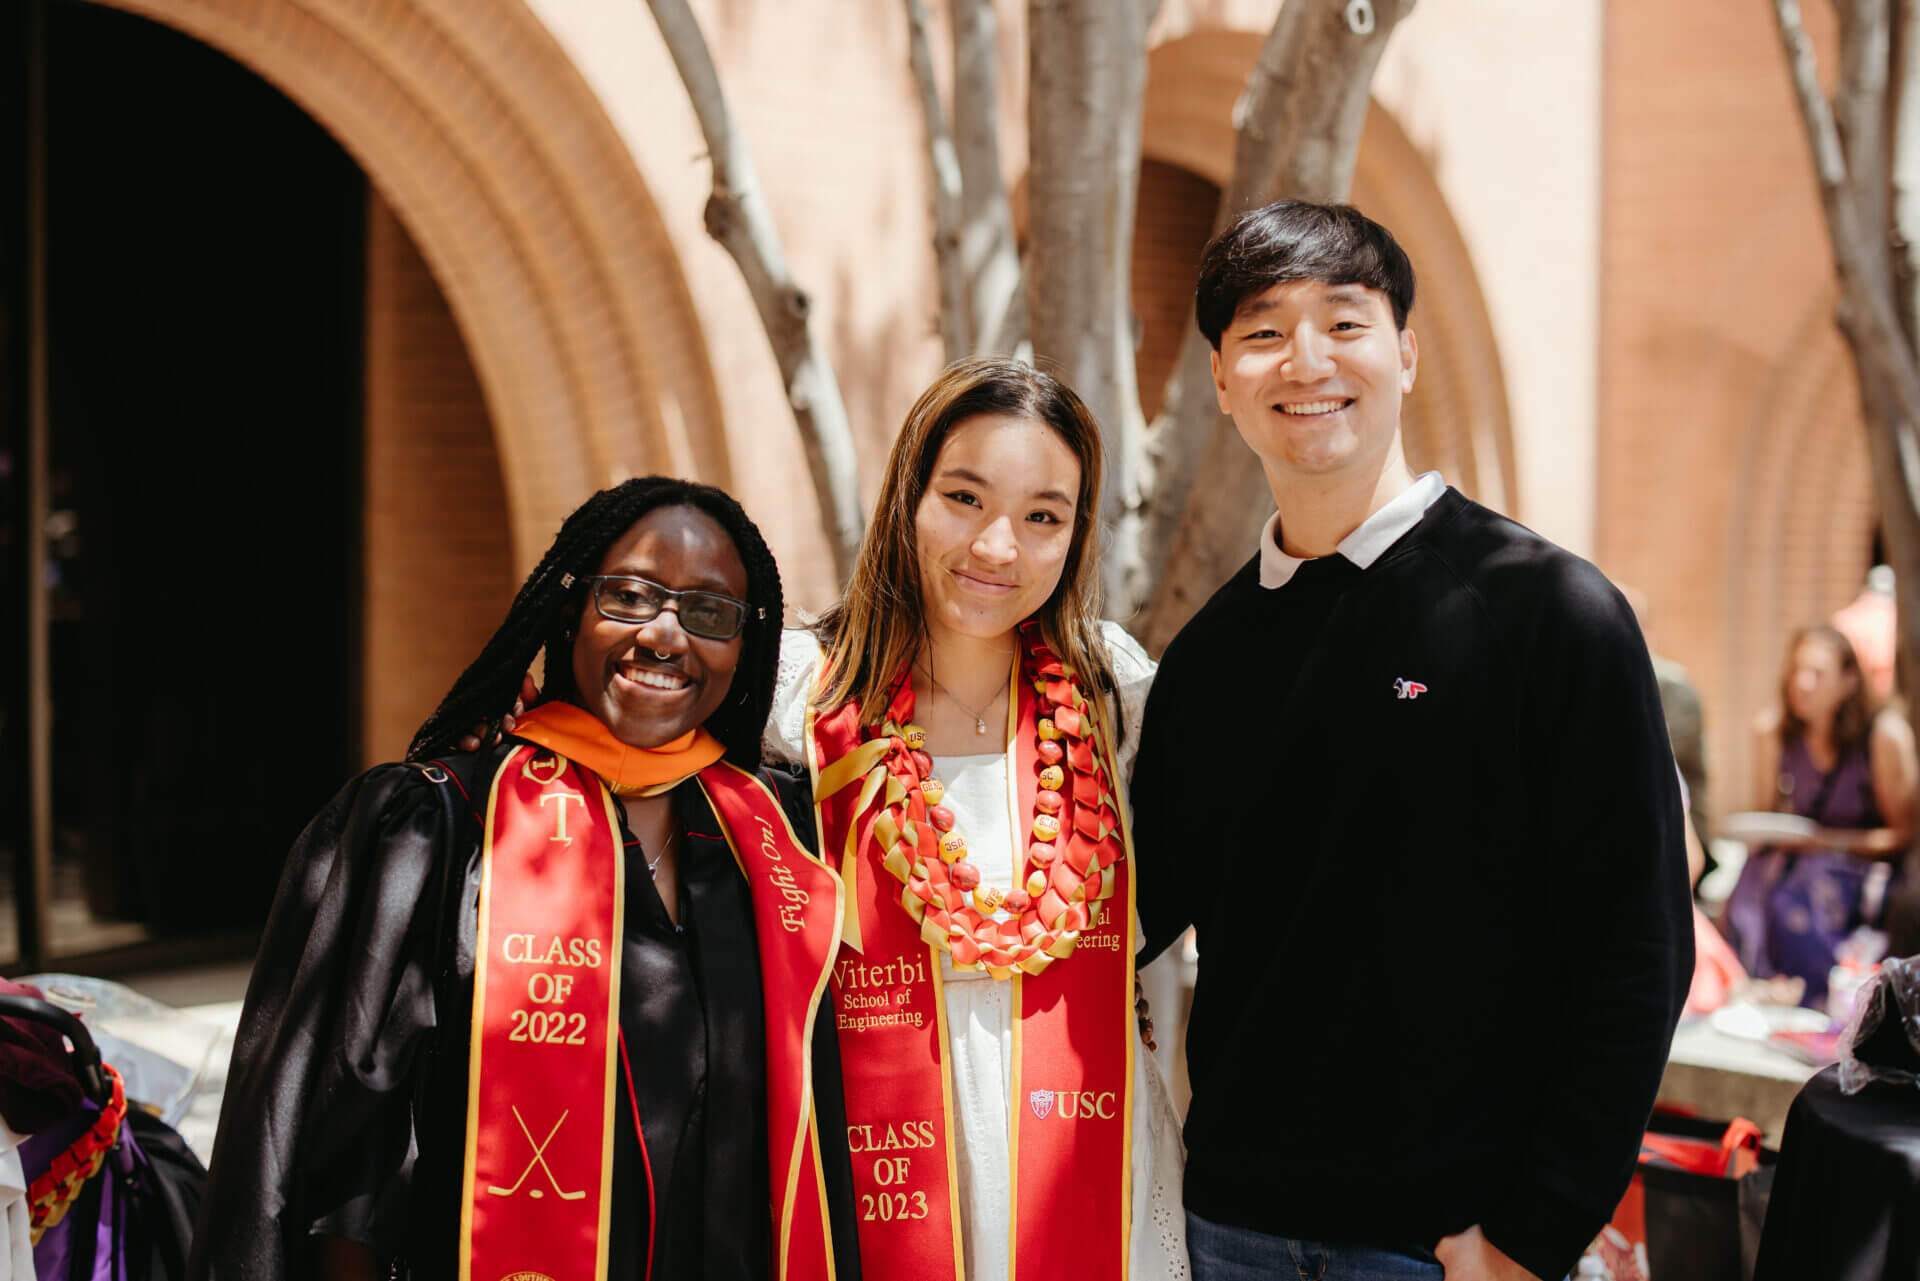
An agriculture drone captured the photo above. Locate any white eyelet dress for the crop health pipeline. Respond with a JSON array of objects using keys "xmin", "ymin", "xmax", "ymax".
[{"xmin": 767, "ymin": 621, "xmax": 1190, "ymax": 1281}]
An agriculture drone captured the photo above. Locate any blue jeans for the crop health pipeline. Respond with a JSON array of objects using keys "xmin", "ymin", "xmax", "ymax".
[{"xmin": 1186, "ymin": 1211, "xmax": 1443, "ymax": 1281}]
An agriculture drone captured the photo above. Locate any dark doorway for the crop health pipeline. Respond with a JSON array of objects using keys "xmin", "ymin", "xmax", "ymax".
[{"xmin": 2, "ymin": 0, "xmax": 365, "ymax": 967}]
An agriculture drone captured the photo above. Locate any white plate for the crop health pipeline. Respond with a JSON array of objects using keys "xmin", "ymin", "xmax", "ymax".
[
  {"xmin": 1718, "ymin": 811, "xmax": 1820, "ymax": 843},
  {"xmin": 1707, "ymin": 1002, "xmax": 1831, "ymax": 1040}
]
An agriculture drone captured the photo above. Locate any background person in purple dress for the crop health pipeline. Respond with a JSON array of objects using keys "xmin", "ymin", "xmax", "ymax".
[{"xmin": 1728, "ymin": 624, "xmax": 1917, "ymax": 1005}]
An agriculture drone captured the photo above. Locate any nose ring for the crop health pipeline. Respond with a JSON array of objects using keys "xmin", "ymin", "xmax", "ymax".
[{"xmin": 652, "ymin": 649, "xmax": 674, "ymax": 661}]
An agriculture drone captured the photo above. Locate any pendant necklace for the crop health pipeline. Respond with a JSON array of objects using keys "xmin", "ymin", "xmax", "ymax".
[
  {"xmin": 645, "ymin": 830, "xmax": 674, "ymax": 877},
  {"xmin": 919, "ymin": 663, "xmax": 1007, "ymax": 736}
]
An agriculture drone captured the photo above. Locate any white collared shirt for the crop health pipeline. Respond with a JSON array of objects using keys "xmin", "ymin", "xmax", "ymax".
[{"xmin": 1257, "ymin": 470, "xmax": 1446, "ymax": 589}]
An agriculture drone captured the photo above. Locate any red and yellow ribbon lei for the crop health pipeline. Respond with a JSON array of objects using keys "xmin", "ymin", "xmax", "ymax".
[{"xmin": 816, "ymin": 621, "xmax": 1126, "ymax": 978}]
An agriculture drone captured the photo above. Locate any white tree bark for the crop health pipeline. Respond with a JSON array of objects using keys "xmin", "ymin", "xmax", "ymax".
[
  {"xmin": 1839, "ymin": 0, "xmax": 1894, "ymax": 261},
  {"xmin": 1026, "ymin": 0, "xmax": 1155, "ymax": 609},
  {"xmin": 1130, "ymin": 0, "xmax": 1414, "ymax": 640},
  {"xmin": 1890, "ymin": 0, "xmax": 1920, "ymax": 340},
  {"xmin": 645, "ymin": 0, "xmax": 864, "ymax": 581},
  {"xmin": 905, "ymin": 0, "xmax": 972, "ymax": 360},
  {"xmin": 951, "ymin": 0, "xmax": 1026, "ymax": 354}
]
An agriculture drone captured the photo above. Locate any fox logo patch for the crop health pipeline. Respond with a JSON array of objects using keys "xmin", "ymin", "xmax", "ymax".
[{"xmin": 1393, "ymin": 678, "xmax": 1428, "ymax": 700}]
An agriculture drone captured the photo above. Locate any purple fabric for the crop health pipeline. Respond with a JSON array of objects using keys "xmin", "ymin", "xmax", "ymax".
[
  {"xmin": 1725, "ymin": 737, "xmax": 1886, "ymax": 1005},
  {"xmin": 20, "ymin": 1097, "xmax": 140, "ymax": 1281}
]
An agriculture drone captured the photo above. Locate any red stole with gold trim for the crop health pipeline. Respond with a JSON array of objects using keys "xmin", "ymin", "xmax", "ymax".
[
  {"xmin": 809, "ymin": 632, "xmax": 1136, "ymax": 1281},
  {"xmin": 461, "ymin": 745, "xmax": 625, "ymax": 1281},
  {"xmin": 460, "ymin": 745, "xmax": 844, "ymax": 1281}
]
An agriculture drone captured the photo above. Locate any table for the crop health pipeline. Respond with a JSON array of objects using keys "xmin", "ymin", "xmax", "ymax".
[
  {"xmin": 1659, "ymin": 1017, "xmax": 1822, "ymax": 1144},
  {"xmin": 1751, "ymin": 1065, "xmax": 1920, "ymax": 1280}
]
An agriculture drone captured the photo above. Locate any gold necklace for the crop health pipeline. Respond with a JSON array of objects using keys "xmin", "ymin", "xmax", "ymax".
[{"xmin": 918, "ymin": 662, "xmax": 1009, "ymax": 735}]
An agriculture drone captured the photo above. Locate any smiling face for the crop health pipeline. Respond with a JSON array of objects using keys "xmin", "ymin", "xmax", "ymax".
[
  {"xmin": 570, "ymin": 504, "xmax": 749, "ymax": 749},
  {"xmin": 1210, "ymin": 278, "xmax": 1417, "ymax": 484},
  {"xmin": 913, "ymin": 413, "xmax": 1081, "ymax": 646}
]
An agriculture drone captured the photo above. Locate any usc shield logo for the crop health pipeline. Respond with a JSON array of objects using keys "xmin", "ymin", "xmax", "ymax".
[{"xmin": 1029, "ymin": 1089, "xmax": 1055, "ymax": 1119}]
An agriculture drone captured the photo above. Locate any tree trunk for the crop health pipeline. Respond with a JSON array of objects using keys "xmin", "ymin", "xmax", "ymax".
[
  {"xmin": 905, "ymin": 0, "xmax": 972, "ymax": 361},
  {"xmin": 1773, "ymin": 0, "xmax": 1920, "ymax": 646},
  {"xmin": 1129, "ymin": 0, "xmax": 1414, "ymax": 642},
  {"xmin": 1890, "ymin": 0, "xmax": 1920, "ymax": 343},
  {"xmin": 645, "ymin": 0, "xmax": 865, "ymax": 581},
  {"xmin": 1026, "ymin": 0, "xmax": 1155, "ymax": 610},
  {"xmin": 952, "ymin": 0, "xmax": 1026, "ymax": 355}
]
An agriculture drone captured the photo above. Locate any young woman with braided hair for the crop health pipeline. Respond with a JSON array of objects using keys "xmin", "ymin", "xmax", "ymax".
[{"xmin": 192, "ymin": 477, "xmax": 861, "ymax": 1281}]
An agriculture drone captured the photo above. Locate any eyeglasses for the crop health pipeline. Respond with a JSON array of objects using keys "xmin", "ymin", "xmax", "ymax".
[{"xmin": 576, "ymin": 574, "xmax": 758, "ymax": 640}]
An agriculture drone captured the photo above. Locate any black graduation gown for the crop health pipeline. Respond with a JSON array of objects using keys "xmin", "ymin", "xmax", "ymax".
[{"xmin": 188, "ymin": 743, "xmax": 861, "ymax": 1281}]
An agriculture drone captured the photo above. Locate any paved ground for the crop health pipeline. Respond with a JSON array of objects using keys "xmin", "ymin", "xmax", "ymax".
[{"xmin": 117, "ymin": 961, "xmax": 252, "ymax": 1161}]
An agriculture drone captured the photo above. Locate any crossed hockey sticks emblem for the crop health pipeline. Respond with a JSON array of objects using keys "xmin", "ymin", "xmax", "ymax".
[{"xmin": 486, "ymin": 1106, "xmax": 587, "ymax": 1200}]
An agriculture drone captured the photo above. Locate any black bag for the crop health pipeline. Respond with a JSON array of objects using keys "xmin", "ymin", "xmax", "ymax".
[{"xmin": 1580, "ymin": 1110, "xmax": 1775, "ymax": 1281}]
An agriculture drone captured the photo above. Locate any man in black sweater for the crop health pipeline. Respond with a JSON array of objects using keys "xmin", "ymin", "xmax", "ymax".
[{"xmin": 1130, "ymin": 202, "xmax": 1692, "ymax": 1281}]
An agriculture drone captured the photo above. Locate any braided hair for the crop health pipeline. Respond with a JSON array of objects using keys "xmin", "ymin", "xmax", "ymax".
[{"xmin": 407, "ymin": 476, "xmax": 785, "ymax": 769}]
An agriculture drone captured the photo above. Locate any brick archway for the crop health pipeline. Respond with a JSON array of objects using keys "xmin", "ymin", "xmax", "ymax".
[
  {"xmin": 93, "ymin": 0, "xmax": 729, "ymax": 568},
  {"xmin": 1722, "ymin": 287, "xmax": 1876, "ymax": 801},
  {"xmin": 1139, "ymin": 27, "xmax": 1517, "ymax": 513}
]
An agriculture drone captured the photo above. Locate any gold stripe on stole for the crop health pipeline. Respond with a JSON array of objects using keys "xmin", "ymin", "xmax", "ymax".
[
  {"xmin": 806, "ymin": 705, "xmax": 866, "ymax": 956},
  {"xmin": 592, "ymin": 777, "xmax": 627, "ymax": 1281},
  {"xmin": 803, "ymin": 1118, "xmax": 838, "ymax": 1281},
  {"xmin": 1002, "ymin": 665, "xmax": 1025, "ymax": 1281},
  {"xmin": 458, "ymin": 746, "xmax": 519, "ymax": 1281},
  {"xmin": 1091, "ymin": 704, "xmax": 1138, "ymax": 1281},
  {"xmin": 457, "ymin": 748, "xmax": 625, "ymax": 1281},
  {"xmin": 926, "ymin": 941, "xmax": 968, "ymax": 1281}
]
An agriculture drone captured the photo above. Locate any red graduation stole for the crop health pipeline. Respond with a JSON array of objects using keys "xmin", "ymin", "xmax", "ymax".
[
  {"xmin": 808, "ymin": 627, "xmax": 1136, "ymax": 1281},
  {"xmin": 460, "ymin": 727, "xmax": 843, "ymax": 1281}
]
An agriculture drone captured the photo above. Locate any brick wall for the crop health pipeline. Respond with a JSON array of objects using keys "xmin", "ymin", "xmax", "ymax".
[
  {"xmin": 1133, "ymin": 159, "xmax": 1220, "ymax": 421},
  {"xmin": 360, "ymin": 194, "xmax": 515, "ymax": 766},
  {"xmin": 1600, "ymin": 0, "xmax": 1870, "ymax": 818}
]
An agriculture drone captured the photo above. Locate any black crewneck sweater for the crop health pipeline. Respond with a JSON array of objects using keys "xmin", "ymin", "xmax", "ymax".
[{"xmin": 1131, "ymin": 488, "xmax": 1692, "ymax": 1281}]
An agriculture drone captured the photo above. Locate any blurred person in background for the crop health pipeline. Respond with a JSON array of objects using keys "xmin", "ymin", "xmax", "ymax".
[
  {"xmin": 1726, "ymin": 624, "xmax": 1918, "ymax": 1007},
  {"xmin": 1625, "ymin": 586, "xmax": 1712, "ymax": 863},
  {"xmin": 1830, "ymin": 565, "xmax": 1897, "ymax": 702},
  {"xmin": 1679, "ymin": 770, "xmax": 1801, "ymax": 1015}
]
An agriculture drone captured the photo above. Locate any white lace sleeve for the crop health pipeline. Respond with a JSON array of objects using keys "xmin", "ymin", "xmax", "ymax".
[
  {"xmin": 1099, "ymin": 619, "xmax": 1157, "ymax": 784},
  {"xmin": 764, "ymin": 628, "xmax": 825, "ymax": 766}
]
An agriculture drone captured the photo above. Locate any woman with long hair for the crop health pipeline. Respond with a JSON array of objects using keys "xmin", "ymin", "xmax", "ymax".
[
  {"xmin": 1728, "ymin": 623, "xmax": 1918, "ymax": 1005},
  {"xmin": 765, "ymin": 358, "xmax": 1187, "ymax": 1280},
  {"xmin": 193, "ymin": 477, "xmax": 859, "ymax": 1281}
]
